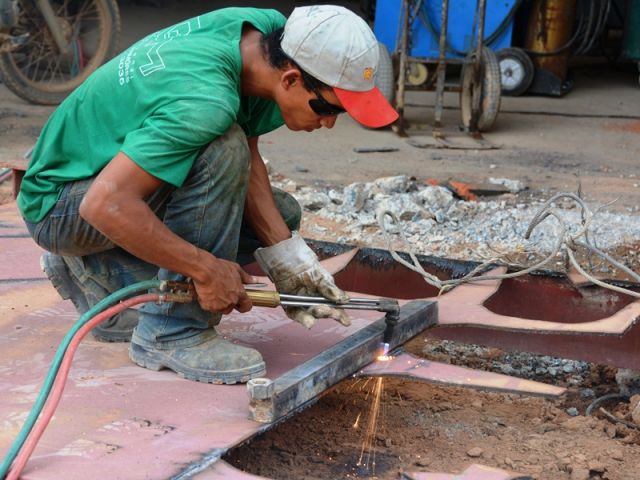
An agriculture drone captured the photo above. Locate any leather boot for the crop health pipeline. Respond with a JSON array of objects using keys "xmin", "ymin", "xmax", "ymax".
[{"xmin": 129, "ymin": 333, "xmax": 266, "ymax": 384}]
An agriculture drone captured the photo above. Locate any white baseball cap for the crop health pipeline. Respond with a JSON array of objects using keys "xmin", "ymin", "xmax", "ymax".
[{"xmin": 282, "ymin": 5, "xmax": 398, "ymax": 128}]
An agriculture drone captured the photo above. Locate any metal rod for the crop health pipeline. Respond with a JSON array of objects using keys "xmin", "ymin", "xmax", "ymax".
[
  {"xmin": 434, "ymin": 0, "xmax": 449, "ymax": 127},
  {"xmin": 279, "ymin": 301, "xmax": 385, "ymax": 311},
  {"xmin": 393, "ymin": 0, "xmax": 410, "ymax": 136},
  {"xmin": 248, "ymin": 300, "xmax": 438, "ymax": 423},
  {"xmin": 278, "ymin": 294, "xmax": 382, "ymax": 305},
  {"xmin": 468, "ymin": 0, "xmax": 487, "ymax": 133}
]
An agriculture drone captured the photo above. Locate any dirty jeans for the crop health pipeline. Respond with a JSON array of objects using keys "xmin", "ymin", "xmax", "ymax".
[{"xmin": 24, "ymin": 124, "xmax": 301, "ymax": 348}]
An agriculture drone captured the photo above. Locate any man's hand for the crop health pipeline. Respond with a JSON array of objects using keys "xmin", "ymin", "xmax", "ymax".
[
  {"xmin": 254, "ymin": 233, "xmax": 351, "ymax": 328},
  {"xmin": 191, "ymin": 254, "xmax": 255, "ymax": 315}
]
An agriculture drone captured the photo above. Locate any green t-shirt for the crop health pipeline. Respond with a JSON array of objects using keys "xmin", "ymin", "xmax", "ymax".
[{"xmin": 18, "ymin": 7, "xmax": 286, "ymax": 223}]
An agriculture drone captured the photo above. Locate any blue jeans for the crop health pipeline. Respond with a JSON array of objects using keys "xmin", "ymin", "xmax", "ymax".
[{"xmin": 24, "ymin": 124, "xmax": 300, "ymax": 348}]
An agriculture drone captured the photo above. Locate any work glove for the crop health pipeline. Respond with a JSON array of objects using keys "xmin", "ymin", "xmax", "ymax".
[{"xmin": 254, "ymin": 232, "xmax": 351, "ymax": 329}]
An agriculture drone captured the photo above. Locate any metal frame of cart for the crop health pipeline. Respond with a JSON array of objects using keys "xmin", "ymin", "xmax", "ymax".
[{"xmin": 385, "ymin": 0, "xmax": 502, "ymax": 138}]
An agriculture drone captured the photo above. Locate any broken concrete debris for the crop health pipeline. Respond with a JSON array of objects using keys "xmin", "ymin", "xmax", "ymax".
[
  {"xmin": 353, "ymin": 146, "xmax": 400, "ymax": 153},
  {"xmin": 488, "ymin": 177, "xmax": 527, "ymax": 194},
  {"xmin": 631, "ymin": 395, "xmax": 640, "ymax": 424},
  {"xmin": 615, "ymin": 368, "xmax": 640, "ymax": 396},
  {"xmin": 273, "ymin": 174, "xmax": 640, "ymax": 264}
]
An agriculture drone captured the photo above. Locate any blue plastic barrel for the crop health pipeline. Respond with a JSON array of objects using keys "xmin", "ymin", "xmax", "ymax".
[{"xmin": 374, "ymin": 0, "xmax": 518, "ymax": 59}]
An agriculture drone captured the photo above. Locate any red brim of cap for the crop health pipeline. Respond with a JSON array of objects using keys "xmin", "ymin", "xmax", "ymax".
[{"xmin": 334, "ymin": 86, "xmax": 399, "ymax": 128}]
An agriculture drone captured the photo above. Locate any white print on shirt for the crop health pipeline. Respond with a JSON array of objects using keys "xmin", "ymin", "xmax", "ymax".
[{"xmin": 117, "ymin": 17, "xmax": 202, "ymax": 86}]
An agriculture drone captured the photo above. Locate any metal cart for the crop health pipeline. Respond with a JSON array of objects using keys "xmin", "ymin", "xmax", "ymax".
[{"xmin": 375, "ymin": 0, "xmax": 510, "ymax": 140}]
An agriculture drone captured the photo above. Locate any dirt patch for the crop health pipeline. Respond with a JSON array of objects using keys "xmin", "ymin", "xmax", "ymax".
[
  {"xmin": 606, "ymin": 120, "xmax": 640, "ymax": 134},
  {"xmin": 0, "ymin": 180, "xmax": 13, "ymax": 206},
  {"xmin": 225, "ymin": 336, "xmax": 640, "ymax": 479}
]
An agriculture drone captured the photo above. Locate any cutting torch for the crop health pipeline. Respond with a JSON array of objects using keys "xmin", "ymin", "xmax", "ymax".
[
  {"xmin": 245, "ymin": 288, "xmax": 400, "ymax": 356},
  {"xmin": 165, "ymin": 282, "xmax": 400, "ymax": 356}
]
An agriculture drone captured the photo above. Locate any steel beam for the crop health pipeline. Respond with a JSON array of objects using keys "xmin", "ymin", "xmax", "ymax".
[{"xmin": 247, "ymin": 300, "xmax": 437, "ymax": 423}]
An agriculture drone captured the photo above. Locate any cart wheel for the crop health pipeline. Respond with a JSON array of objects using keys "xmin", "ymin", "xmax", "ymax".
[
  {"xmin": 460, "ymin": 47, "xmax": 501, "ymax": 132},
  {"xmin": 407, "ymin": 62, "xmax": 429, "ymax": 87},
  {"xmin": 375, "ymin": 42, "xmax": 395, "ymax": 104},
  {"xmin": 497, "ymin": 48, "xmax": 534, "ymax": 96}
]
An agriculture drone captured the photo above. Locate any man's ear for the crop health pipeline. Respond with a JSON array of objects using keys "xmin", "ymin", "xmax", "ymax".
[{"xmin": 281, "ymin": 68, "xmax": 302, "ymax": 90}]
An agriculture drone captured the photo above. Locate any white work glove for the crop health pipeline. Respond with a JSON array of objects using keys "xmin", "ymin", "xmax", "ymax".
[{"xmin": 254, "ymin": 232, "xmax": 351, "ymax": 329}]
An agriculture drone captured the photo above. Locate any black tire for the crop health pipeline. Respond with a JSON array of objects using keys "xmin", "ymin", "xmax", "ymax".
[
  {"xmin": 0, "ymin": 0, "xmax": 120, "ymax": 105},
  {"xmin": 497, "ymin": 47, "xmax": 534, "ymax": 97},
  {"xmin": 460, "ymin": 47, "xmax": 502, "ymax": 132},
  {"xmin": 375, "ymin": 41, "xmax": 395, "ymax": 105}
]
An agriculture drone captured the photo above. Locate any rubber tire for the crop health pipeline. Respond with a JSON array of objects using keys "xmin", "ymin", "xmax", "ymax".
[
  {"xmin": 460, "ymin": 47, "xmax": 502, "ymax": 132},
  {"xmin": 0, "ymin": 0, "xmax": 120, "ymax": 105},
  {"xmin": 375, "ymin": 41, "xmax": 395, "ymax": 105},
  {"xmin": 496, "ymin": 47, "xmax": 534, "ymax": 97}
]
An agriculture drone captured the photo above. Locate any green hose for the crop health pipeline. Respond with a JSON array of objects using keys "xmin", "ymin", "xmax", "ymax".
[{"xmin": 0, "ymin": 279, "xmax": 162, "ymax": 478}]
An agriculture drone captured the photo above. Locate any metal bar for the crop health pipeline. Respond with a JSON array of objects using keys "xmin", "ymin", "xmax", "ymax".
[
  {"xmin": 247, "ymin": 300, "xmax": 437, "ymax": 423},
  {"xmin": 433, "ymin": 0, "xmax": 449, "ymax": 127},
  {"xmin": 475, "ymin": 0, "xmax": 487, "ymax": 55},
  {"xmin": 468, "ymin": 0, "xmax": 487, "ymax": 133},
  {"xmin": 278, "ymin": 294, "xmax": 382, "ymax": 305},
  {"xmin": 393, "ymin": 0, "xmax": 411, "ymax": 136},
  {"xmin": 359, "ymin": 353, "xmax": 566, "ymax": 398},
  {"xmin": 279, "ymin": 301, "xmax": 384, "ymax": 310}
]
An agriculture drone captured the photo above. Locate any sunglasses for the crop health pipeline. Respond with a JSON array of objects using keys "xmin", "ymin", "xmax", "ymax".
[{"xmin": 308, "ymin": 86, "xmax": 347, "ymax": 117}]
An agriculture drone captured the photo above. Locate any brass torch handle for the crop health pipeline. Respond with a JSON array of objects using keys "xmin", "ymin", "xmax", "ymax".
[{"xmin": 246, "ymin": 289, "xmax": 281, "ymax": 308}]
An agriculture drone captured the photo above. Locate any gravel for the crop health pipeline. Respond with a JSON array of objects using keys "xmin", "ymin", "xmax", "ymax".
[{"xmin": 275, "ymin": 174, "xmax": 640, "ymax": 263}]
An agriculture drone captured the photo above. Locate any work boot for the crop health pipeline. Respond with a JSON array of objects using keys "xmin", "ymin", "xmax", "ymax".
[
  {"xmin": 90, "ymin": 309, "xmax": 140, "ymax": 343},
  {"xmin": 41, "ymin": 252, "xmax": 138, "ymax": 342},
  {"xmin": 128, "ymin": 334, "xmax": 266, "ymax": 384},
  {"xmin": 41, "ymin": 252, "xmax": 89, "ymax": 313}
]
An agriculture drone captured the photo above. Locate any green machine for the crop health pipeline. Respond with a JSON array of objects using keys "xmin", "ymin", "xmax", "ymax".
[{"xmin": 623, "ymin": 0, "xmax": 640, "ymax": 84}]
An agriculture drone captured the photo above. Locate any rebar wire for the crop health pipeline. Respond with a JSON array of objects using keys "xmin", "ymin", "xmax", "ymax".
[
  {"xmin": 586, "ymin": 393, "xmax": 628, "ymax": 416},
  {"xmin": 585, "ymin": 393, "xmax": 640, "ymax": 430},
  {"xmin": 377, "ymin": 192, "xmax": 640, "ymax": 298},
  {"xmin": 598, "ymin": 407, "xmax": 640, "ymax": 430}
]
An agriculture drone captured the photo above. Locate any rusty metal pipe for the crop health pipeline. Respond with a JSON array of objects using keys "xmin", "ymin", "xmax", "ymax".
[{"xmin": 433, "ymin": 0, "xmax": 449, "ymax": 127}]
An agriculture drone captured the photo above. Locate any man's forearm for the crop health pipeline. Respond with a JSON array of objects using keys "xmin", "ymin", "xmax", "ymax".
[
  {"xmin": 78, "ymin": 152, "xmax": 217, "ymax": 284},
  {"xmin": 81, "ymin": 184, "xmax": 211, "ymax": 283}
]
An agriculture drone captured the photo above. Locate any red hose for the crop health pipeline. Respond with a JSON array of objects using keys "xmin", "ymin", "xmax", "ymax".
[
  {"xmin": 7, "ymin": 294, "xmax": 159, "ymax": 480},
  {"xmin": 76, "ymin": 38, "xmax": 85, "ymax": 69}
]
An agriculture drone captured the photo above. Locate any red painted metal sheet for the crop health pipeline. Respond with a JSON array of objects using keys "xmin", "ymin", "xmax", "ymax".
[
  {"xmin": 430, "ymin": 323, "xmax": 640, "ymax": 370},
  {"xmin": 358, "ymin": 353, "xmax": 565, "ymax": 398},
  {"xmin": 431, "ymin": 268, "xmax": 640, "ymax": 369},
  {"xmin": 405, "ymin": 463, "xmax": 530, "ymax": 479},
  {"xmin": 0, "ymin": 201, "xmax": 390, "ymax": 480},
  {"xmin": 0, "ymin": 295, "xmax": 387, "ymax": 480},
  {"xmin": 0, "ymin": 202, "xmax": 27, "ymax": 234},
  {"xmin": 0, "ymin": 200, "xmax": 631, "ymax": 479},
  {"xmin": 0, "ymin": 236, "xmax": 45, "ymax": 281},
  {"xmin": 435, "ymin": 267, "xmax": 640, "ymax": 335},
  {"xmin": 329, "ymin": 256, "xmax": 640, "ymax": 368},
  {"xmin": 0, "ymin": 202, "xmax": 45, "ymax": 281}
]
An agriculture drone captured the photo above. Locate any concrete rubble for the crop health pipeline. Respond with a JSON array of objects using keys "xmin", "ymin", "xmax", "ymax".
[{"xmin": 274, "ymin": 174, "xmax": 640, "ymax": 268}]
